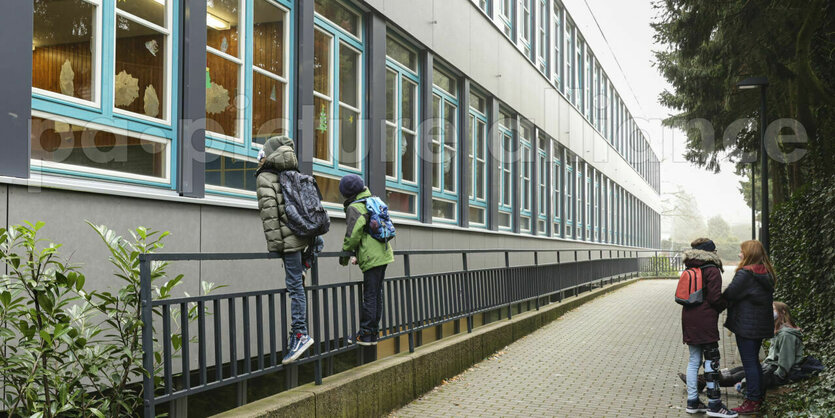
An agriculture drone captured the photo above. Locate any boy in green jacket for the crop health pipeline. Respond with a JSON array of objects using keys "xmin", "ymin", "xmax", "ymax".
[{"xmin": 338, "ymin": 174, "xmax": 394, "ymax": 346}]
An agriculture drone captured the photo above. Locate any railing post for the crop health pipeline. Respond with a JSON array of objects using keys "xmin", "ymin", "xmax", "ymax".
[
  {"xmin": 140, "ymin": 255, "xmax": 155, "ymax": 418},
  {"xmin": 462, "ymin": 253, "xmax": 473, "ymax": 333},
  {"xmin": 311, "ymin": 258, "xmax": 323, "ymax": 385},
  {"xmin": 505, "ymin": 252, "xmax": 512, "ymax": 320},
  {"xmin": 654, "ymin": 250, "xmax": 659, "ymax": 277},
  {"xmin": 533, "ymin": 252, "xmax": 540, "ymax": 310},
  {"xmin": 404, "ymin": 254, "xmax": 415, "ymax": 353}
]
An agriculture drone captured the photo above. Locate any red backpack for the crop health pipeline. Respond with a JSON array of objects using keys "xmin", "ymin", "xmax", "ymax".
[{"xmin": 675, "ymin": 264, "xmax": 715, "ymax": 306}]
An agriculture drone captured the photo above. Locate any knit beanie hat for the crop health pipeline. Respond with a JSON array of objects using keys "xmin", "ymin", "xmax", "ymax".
[
  {"xmin": 339, "ymin": 174, "xmax": 365, "ymax": 197},
  {"xmin": 693, "ymin": 239, "xmax": 716, "ymax": 252}
]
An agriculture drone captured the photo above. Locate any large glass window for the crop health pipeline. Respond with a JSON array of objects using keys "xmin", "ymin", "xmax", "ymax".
[
  {"xmin": 205, "ymin": 152, "xmax": 259, "ymax": 193},
  {"xmin": 206, "ymin": 0, "xmax": 243, "ymax": 140},
  {"xmin": 564, "ymin": 154, "xmax": 573, "ymax": 237},
  {"xmin": 468, "ymin": 91, "xmax": 488, "ymax": 227},
  {"xmin": 536, "ymin": 133, "xmax": 547, "ymax": 235},
  {"xmin": 564, "ymin": 22, "xmax": 573, "ymax": 101},
  {"xmin": 519, "ymin": 123, "xmax": 533, "ymax": 233},
  {"xmin": 498, "ymin": 110, "xmax": 514, "ymax": 230},
  {"xmin": 33, "ymin": 0, "xmax": 99, "ymax": 105},
  {"xmin": 551, "ymin": 1, "xmax": 562, "ymax": 88},
  {"xmin": 518, "ymin": 0, "xmax": 532, "ymax": 57},
  {"xmin": 497, "ymin": 0, "xmax": 513, "ymax": 37},
  {"xmin": 593, "ymin": 171, "xmax": 599, "ymax": 241},
  {"xmin": 252, "ymin": 0, "xmax": 290, "ymax": 144},
  {"xmin": 313, "ymin": 0, "xmax": 364, "ymax": 204},
  {"xmin": 385, "ymin": 35, "xmax": 419, "ymax": 217},
  {"xmin": 585, "ymin": 164, "xmax": 591, "ymax": 240},
  {"xmin": 31, "ymin": 0, "xmax": 178, "ymax": 186},
  {"xmin": 536, "ymin": 0, "xmax": 547, "ymax": 72},
  {"xmin": 115, "ymin": 0, "xmax": 171, "ymax": 122},
  {"xmin": 584, "ymin": 50, "xmax": 592, "ymax": 119},
  {"xmin": 575, "ymin": 160, "xmax": 583, "ymax": 238},
  {"xmin": 552, "ymin": 148, "xmax": 562, "ymax": 237},
  {"xmin": 431, "ymin": 66, "xmax": 459, "ymax": 222},
  {"xmin": 575, "ymin": 38, "xmax": 584, "ymax": 110}
]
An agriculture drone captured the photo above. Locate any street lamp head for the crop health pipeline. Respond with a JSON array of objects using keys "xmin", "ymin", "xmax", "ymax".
[{"xmin": 737, "ymin": 76, "xmax": 769, "ymax": 89}]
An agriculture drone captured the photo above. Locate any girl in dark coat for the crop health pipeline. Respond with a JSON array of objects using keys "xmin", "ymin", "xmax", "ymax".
[
  {"xmin": 680, "ymin": 238, "xmax": 735, "ymax": 417},
  {"xmin": 723, "ymin": 240, "xmax": 776, "ymax": 414}
]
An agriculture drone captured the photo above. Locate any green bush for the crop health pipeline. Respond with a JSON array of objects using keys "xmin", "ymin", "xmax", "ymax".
[
  {"xmin": 768, "ymin": 176, "xmax": 835, "ymax": 415},
  {"xmin": 0, "ymin": 222, "xmax": 220, "ymax": 417}
]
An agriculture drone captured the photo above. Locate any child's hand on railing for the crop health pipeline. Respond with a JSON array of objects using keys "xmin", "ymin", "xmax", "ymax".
[{"xmin": 350, "ymin": 256, "xmax": 358, "ymax": 265}]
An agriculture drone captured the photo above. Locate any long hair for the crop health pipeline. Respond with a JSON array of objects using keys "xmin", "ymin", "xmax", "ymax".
[
  {"xmin": 773, "ymin": 301, "xmax": 798, "ymax": 334},
  {"xmin": 736, "ymin": 240, "xmax": 776, "ymax": 280}
]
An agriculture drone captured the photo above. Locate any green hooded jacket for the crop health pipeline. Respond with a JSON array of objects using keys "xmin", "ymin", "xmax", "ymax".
[
  {"xmin": 764, "ymin": 326, "xmax": 804, "ymax": 379},
  {"xmin": 256, "ymin": 136, "xmax": 311, "ymax": 253},
  {"xmin": 339, "ymin": 188, "xmax": 394, "ymax": 272}
]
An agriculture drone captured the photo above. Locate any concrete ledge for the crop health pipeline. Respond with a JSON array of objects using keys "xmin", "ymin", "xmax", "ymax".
[{"xmin": 212, "ymin": 277, "xmax": 640, "ymax": 418}]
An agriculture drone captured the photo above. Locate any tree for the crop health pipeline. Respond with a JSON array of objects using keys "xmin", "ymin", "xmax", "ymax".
[
  {"xmin": 664, "ymin": 187, "xmax": 707, "ymax": 246},
  {"xmin": 652, "ymin": 0, "xmax": 835, "ymax": 206}
]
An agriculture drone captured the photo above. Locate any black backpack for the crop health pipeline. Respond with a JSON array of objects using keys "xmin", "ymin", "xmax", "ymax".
[{"xmin": 278, "ymin": 171, "xmax": 330, "ymax": 238}]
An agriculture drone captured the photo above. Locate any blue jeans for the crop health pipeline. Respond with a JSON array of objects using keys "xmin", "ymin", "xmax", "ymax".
[
  {"xmin": 686, "ymin": 344, "xmax": 703, "ymax": 401},
  {"xmin": 283, "ymin": 251, "xmax": 307, "ymax": 335},
  {"xmin": 360, "ymin": 265, "xmax": 387, "ymax": 335},
  {"xmin": 736, "ymin": 335, "xmax": 764, "ymax": 401}
]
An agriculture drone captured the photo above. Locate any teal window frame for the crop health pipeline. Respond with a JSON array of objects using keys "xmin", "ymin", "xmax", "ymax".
[
  {"xmin": 536, "ymin": 138, "xmax": 548, "ymax": 235},
  {"xmin": 468, "ymin": 93, "xmax": 489, "ymax": 228},
  {"xmin": 205, "ymin": 0, "xmax": 296, "ymax": 199},
  {"xmin": 564, "ymin": 154, "xmax": 573, "ymax": 237},
  {"xmin": 496, "ymin": 0, "xmax": 513, "ymax": 38},
  {"xmin": 519, "ymin": 125, "xmax": 533, "ymax": 233},
  {"xmin": 585, "ymin": 165, "xmax": 591, "ymax": 240},
  {"xmin": 593, "ymin": 171, "xmax": 599, "ymax": 241},
  {"xmin": 536, "ymin": 0, "xmax": 548, "ymax": 73},
  {"xmin": 575, "ymin": 160, "xmax": 583, "ymax": 239},
  {"xmin": 551, "ymin": 1, "xmax": 562, "ymax": 89},
  {"xmin": 312, "ymin": 0, "xmax": 365, "ymax": 207},
  {"xmin": 517, "ymin": 0, "xmax": 533, "ymax": 58},
  {"xmin": 498, "ymin": 119, "xmax": 514, "ymax": 231},
  {"xmin": 564, "ymin": 21, "xmax": 573, "ymax": 101},
  {"xmin": 575, "ymin": 38, "xmax": 584, "ymax": 110},
  {"xmin": 431, "ymin": 65, "xmax": 459, "ymax": 224},
  {"xmin": 384, "ymin": 34, "xmax": 420, "ymax": 219},
  {"xmin": 31, "ymin": 0, "xmax": 179, "ymax": 189}
]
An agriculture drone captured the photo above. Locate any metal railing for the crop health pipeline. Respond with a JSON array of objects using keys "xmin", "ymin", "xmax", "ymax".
[
  {"xmin": 139, "ymin": 248, "xmax": 647, "ymax": 417},
  {"xmin": 637, "ymin": 250, "xmax": 685, "ymax": 277}
]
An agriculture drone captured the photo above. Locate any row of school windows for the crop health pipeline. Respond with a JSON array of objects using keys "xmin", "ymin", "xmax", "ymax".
[
  {"xmin": 27, "ymin": 0, "xmax": 658, "ymax": 246},
  {"xmin": 473, "ymin": 0, "xmax": 660, "ymax": 193}
]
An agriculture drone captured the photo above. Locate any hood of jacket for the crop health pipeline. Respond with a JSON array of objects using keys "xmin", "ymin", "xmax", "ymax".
[
  {"xmin": 261, "ymin": 136, "xmax": 297, "ymax": 172},
  {"xmin": 742, "ymin": 264, "xmax": 775, "ymax": 293},
  {"xmin": 777, "ymin": 325, "xmax": 803, "ymax": 338},
  {"xmin": 683, "ymin": 249, "xmax": 723, "ymax": 270},
  {"xmin": 343, "ymin": 187, "xmax": 372, "ymax": 208}
]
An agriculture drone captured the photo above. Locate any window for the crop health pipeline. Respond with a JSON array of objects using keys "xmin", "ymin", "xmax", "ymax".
[
  {"xmin": 252, "ymin": 0, "xmax": 290, "ymax": 144},
  {"xmin": 551, "ymin": 2, "xmax": 562, "ymax": 88},
  {"xmin": 468, "ymin": 91, "xmax": 488, "ymax": 226},
  {"xmin": 585, "ymin": 50, "xmax": 592, "ymax": 120},
  {"xmin": 518, "ymin": 0, "xmax": 532, "ymax": 57},
  {"xmin": 536, "ymin": 133, "xmax": 547, "ymax": 235},
  {"xmin": 593, "ymin": 171, "xmax": 599, "ymax": 241},
  {"xmin": 575, "ymin": 38, "xmax": 584, "ymax": 110},
  {"xmin": 519, "ymin": 123, "xmax": 533, "ymax": 233},
  {"xmin": 431, "ymin": 66, "xmax": 459, "ymax": 222},
  {"xmin": 206, "ymin": 0, "xmax": 243, "ymax": 140},
  {"xmin": 31, "ymin": 0, "xmax": 178, "ymax": 186},
  {"xmin": 585, "ymin": 165, "xmax": 591, "ymax": 240},
  {"xmin": 536, "ymin": 0, "xmax": 547, "ymax": 72},
  {"xmin": 575, "ymin": 160, "xmax": 583, "ymax": 238},
  {"xmin": 552, "ymin": 147, "xmax": 561, "ymax": 236},
  {"xmin": 313, "ymin": 0, "xmax": 364, "ymax": 204},
  {"xmin": 473, "ymin": 0, "xmax": 490, "ymax": 15},
  {"xmin": 498, "ymin": 111, "xmax": 514, "ymax": 230},
  {"xmin": 205, "ymin": 152, "xmax": 259, "ymax": 194},
  {"xmin": 385, "ymin": 35, "xmax": 419, "ymax": 216},
  {"xmin": 564, "ymin": 153, "xmax": 573, "ymax": 237},
  {"xmin": 497, "ymin": 0, "xmax": 512, "ymax": 37},
  {"xmin": 564, "ymin": 22, "xmax": 573, "ymax": 101}
]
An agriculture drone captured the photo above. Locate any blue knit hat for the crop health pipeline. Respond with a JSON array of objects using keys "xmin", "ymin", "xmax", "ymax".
[
  {"xmin": 693, "ymin": 239, "xmax": 716, "ymax": 252},
  {"xmin": 339, "ymin": 174, "xmax": 364, "ymax": 197}
]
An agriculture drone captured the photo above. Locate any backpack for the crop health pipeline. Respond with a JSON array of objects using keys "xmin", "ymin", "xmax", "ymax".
[
  {"xmin": 355, "ymin": 196, "xmax": 395, "ymax": 243},
  {"xmin": 278, "ymin": 171, "xmax": 330, "ymax": 238},
  {"xmin": 675, "ymin": 264, "xmax": 716, "ymax": 306}
]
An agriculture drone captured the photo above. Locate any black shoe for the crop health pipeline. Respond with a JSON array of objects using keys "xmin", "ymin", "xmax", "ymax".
[
  {"xmin": 348, "ymin": 332, "xmax": 377, "ymax": 346},
  {"xmin": 686, "ymin": 399, "xmax": 708, "ymax": 414},
  {"xmin": 707, "ymin": 402, "xmax": 738, "ymax": 418}
]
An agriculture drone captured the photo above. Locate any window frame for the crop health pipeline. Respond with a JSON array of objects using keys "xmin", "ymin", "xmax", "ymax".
[
  {"xmin": 498, "ymin": 115, "xmax": 514, "ymax": 231},
  {"xmin": 551, "ymin": 1, "xmax": 562, "ymax": 89},
  {"xmin": 536, "ymin": 136, "xmax": 548, "ymax": 235},
  {"xmin": 519, "ymin": 123, "xmax": 533, "ymax": 233},
  {"xmin": 384, "ymin": 34, "xmax": 420, "ymax": 218},
  {"xmin": 430, "ymin": 65, "xmax": 460, "ymax": 224},
  {"xmin": 552, "ymin": 149, "xmax": 561, "ymax": 237},
  {"xmin": 204, "ymin": 148, "xmax": 260, "ymax": 198},
  {"xmin": 468, "ymin": 91, "xmax": 488, "ymax": 227},
  {"xmin": 205, "ymin": 0, "xmax": 246, "ymax": 144}
]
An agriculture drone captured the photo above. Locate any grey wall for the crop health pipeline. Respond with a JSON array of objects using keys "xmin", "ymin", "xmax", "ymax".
[{"xmin": 3, "ymin": 184, "xmax": 642, "ymax": 297}]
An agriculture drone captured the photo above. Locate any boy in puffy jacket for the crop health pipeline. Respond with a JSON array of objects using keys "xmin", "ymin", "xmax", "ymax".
[{"xmin": 338, "ymin": 174, "xmax": 394, "ymax": 346}]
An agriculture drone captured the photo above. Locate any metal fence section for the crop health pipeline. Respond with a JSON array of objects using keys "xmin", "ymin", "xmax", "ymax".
[
  {"xmin": 139, "ymin": 248, "xmax": 647, "ymax": 417},
  {"xmin": 637, "ymin": 250, "xmax": 685, "ymax": 277}
]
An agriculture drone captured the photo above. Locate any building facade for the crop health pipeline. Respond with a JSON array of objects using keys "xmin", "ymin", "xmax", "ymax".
[{"xmin": 1, "ymin": 0, "xmax": 660, "ymax": 292}]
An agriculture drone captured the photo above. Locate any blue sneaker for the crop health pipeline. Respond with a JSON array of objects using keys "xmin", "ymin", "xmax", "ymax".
[
  {"xmin": 347, "ymin": 332, "xmax": 377, "ymax": 346},
  {"xmin": 686, "ymin": 398, "xmax": 708, "ymax": 414},
  {"xmin": 282, "ymin": 332, "xmax": 314, "ymax": 365}
]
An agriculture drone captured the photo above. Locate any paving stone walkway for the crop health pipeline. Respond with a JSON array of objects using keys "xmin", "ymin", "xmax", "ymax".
[{"xmin": 391, "ymin": 278, "xmax": 746, "ymax": 417}]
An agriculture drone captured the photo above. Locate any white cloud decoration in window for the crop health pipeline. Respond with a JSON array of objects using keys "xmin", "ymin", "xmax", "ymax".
[{"xmin": 114, "ymin": 70, "xmax": 139, "ymax": 107}]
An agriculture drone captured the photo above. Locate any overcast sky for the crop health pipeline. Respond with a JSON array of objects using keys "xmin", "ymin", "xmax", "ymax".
[{"xmin": 576, "ymin": 0, "xmax": 752, "ymax": 236}]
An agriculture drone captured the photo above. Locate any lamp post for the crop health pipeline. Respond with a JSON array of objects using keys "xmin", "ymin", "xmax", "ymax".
[{"xmin": 737, "ymin": 76, "xmax": 769, "ymax": 252}]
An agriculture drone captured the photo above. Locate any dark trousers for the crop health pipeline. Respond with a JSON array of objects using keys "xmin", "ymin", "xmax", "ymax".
[
  {"xmin": 736, "ymin": 335, "xmax": 765, "ymax": 401},
  {"xmin": 360, "ymin": 265, "xmax": 387, "ymax": 335}
]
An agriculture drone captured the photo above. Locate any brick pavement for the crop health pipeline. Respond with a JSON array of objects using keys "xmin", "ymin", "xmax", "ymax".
[{"xmin": 391, "ymin": 278, "xmax": 745, "ymax": 417}]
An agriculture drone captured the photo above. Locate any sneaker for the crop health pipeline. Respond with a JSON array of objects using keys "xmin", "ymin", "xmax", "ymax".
[
  {"xmin": 731, "ymin": 400, "xmax": 761, "ymax": 415},
  {"xmin": 679, "ymin": 372, "xmax": 707, "ymax": 393},
  {"xmin": 707, "ymin": 402, "xmax": 738, "ymax": 418},
  {"xmin": 347, "ymin": 332, "xmax": 377, "ymax": 346},
  {"xmin": 686, "ymin": 399, "xmax": 708, "ymax": 414},
  {"xmin": 282, "ymin": 332, "xmax": 314, "ymax": 365}
]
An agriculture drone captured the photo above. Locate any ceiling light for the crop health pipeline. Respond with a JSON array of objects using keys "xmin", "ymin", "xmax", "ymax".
[{"xmin": 207, "ymin": 13, "xmax": 230, "ymax": 30}]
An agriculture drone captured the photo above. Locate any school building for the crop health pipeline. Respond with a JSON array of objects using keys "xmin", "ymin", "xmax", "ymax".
[{"xmin": 0, "ymin": 0, "xmax": 660, "ymax": 291}]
